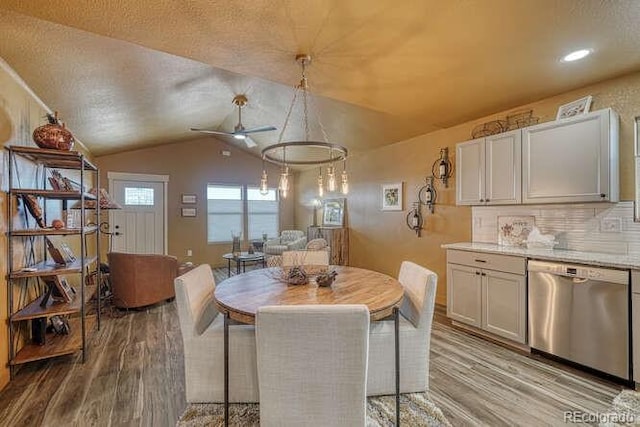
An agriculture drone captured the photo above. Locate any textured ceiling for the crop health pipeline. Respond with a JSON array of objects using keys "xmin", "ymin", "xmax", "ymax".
[{"xmin": 1, "ymin": 1, "xmax": 639, "ymax": 157}]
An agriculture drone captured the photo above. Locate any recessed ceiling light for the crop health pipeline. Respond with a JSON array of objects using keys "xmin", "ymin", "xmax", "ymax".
[
  {"xmin": 233, "ymin": 134, "xmax": 246, "ymax": 140},
  {"xmin": 561, "ymin": 49, "xmax": 592, "ymax": 62}
]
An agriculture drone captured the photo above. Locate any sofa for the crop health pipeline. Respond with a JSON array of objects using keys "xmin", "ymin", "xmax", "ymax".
[
  {"xmin": 263, "ymin": 230, "xmax": 307, "ymax": 256},
  {"xmin": 263, "ymin": 230, "xmax": 307, "ymax": 266},
  {"xmin": 108, "ymin": 252, "xmax": 178, "ymax": 309}
]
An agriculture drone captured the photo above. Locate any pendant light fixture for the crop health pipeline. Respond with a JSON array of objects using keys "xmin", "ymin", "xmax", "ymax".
[{"xmin": 260, "ymin": 54, "xmax": 348, "ymax": 199}]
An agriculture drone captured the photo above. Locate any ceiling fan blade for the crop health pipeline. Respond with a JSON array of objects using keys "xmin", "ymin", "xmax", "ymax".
[
  {"xmin": 190, "ymin": 128, "xmax": 233, "ymax": 136},
  {"xmin": 242, "ymin": 126, "xmax": 277, "ymax": 134},
  {"xmin": 244, "ymin": 136, "xmax": 258, "ymax": 148}
]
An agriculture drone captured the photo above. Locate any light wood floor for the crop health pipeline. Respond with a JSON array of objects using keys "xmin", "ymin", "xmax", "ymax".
[{"xmin": 0, "ymin": 267, "xmax": 625, "ymax": 426}]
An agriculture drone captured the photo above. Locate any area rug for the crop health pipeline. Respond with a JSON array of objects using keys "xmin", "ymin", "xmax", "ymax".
[
  {"xmin": 599, "ymin": 389, "xmax": 640, "ymax": 427},
  {"xmin": 177, "ymin": 393, "xmax": 451, "ymax": 426}
]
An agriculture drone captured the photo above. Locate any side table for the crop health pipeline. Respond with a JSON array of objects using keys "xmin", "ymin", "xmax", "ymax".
[{"xmin": 222, "ymin": 252, "xmax": 265, "ymax": 277}]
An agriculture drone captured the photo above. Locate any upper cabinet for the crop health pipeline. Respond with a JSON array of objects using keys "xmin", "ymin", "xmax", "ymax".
[
  {"xmin": 522, "ymin": 108, "xmax": 619, "ymax": 204},
  {"xmin": 456, "ymin": 129, "xmax": 522, "ymax": 205},
  {"xmin": 456, "ymin": 108, "xmax": 619, "ymax": 206}
]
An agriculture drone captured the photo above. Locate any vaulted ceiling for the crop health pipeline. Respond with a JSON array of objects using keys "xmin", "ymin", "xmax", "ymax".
[{"xmin": 1, "ymin": 1, "xmax": 639, "ymax": 157}]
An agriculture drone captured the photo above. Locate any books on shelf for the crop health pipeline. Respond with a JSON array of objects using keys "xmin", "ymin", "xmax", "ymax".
[{"xmin": 45, "ymin": 236, "xmax": 76, "ymax": 265}]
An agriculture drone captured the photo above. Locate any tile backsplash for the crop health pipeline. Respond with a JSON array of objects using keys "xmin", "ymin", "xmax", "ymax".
[{"xmin": 472, "ymin": 201, "xmax": 640, "ymax": 256}]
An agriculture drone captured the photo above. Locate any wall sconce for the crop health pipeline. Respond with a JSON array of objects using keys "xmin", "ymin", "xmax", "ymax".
[
  {"xmin": 418, "ymin": 176, "xmax": 437, "ymax": 214},
  {"xmin": 406, "ymin": 202, "xmax": 423, "ymax": 237},
  {"xmin": 432, "ymin": 147, "xmax": 453, "ymax": 187}
]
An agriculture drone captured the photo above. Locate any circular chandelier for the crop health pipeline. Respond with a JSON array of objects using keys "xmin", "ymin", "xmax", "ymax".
[{"xmin": 259, "ymin": 54, "xmax": 349, "ymax": 198}]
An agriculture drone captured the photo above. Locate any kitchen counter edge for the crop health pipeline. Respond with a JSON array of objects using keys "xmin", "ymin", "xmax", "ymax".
[{"xmin": 442, "ymin": 242, "xmax": 640, "ymax": 270}]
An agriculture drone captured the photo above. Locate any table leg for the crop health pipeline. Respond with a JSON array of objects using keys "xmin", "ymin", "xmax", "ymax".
[
  {"xmin": 242, "ymin": 260, "xmax": 246, "ymax": 273},
  {"xmin": 236, "ymin": 260, "xmax": 241, "ymax": 275},
  {"xmin": 394, "ymin": 306, "xmax": 400, "ymax": 426},
  {"xmin": 224, "ymin": 311, "xmax": 229, "ymax": 427},
  {"xmin": 227, "ymin": 259, "xmax": 231, "ymax": 278}
]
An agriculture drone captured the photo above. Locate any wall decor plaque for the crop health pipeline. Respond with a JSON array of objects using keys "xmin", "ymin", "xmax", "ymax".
[{"xmin": 498, "ymin": 216, "xmax": 535, "ymax": 247}]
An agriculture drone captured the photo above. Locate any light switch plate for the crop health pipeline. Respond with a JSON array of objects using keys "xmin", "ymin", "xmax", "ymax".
[{"xmin": 600, "ymin": 217, "xmax": 622, "ymax": 233}]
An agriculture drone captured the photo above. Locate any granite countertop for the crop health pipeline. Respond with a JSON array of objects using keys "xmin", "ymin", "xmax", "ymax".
[{"xmin": 442, "ymin": 242, "xmax": 640, "ymax": 270}]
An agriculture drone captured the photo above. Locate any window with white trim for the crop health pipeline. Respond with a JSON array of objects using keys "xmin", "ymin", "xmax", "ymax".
[{"xmin": 207, "ymin": 184, "xmax": 279, "ymax": 243}]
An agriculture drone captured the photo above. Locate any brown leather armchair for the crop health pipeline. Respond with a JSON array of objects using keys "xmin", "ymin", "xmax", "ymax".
[{"xmin": 108, "ymin": 252, "xmax": 178, "ymax": 309}]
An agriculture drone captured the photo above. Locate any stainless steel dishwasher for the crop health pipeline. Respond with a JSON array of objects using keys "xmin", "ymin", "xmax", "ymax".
[{"xmin": 528, "ymin": 260, "xmax": 630, "ymax": 380}]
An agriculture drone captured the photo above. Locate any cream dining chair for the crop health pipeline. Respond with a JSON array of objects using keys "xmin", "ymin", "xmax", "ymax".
[
  {"xmin": 281, "ymin": 249, "xmax": 330, "ymax": 275},
  {"xmin": 366, "ymin": 260, "xmax": 438, "ymax": 395},
  {"xmin": 256, "ymin": 305, "xmax": 370, "ymax": 427},
  {"xmin": 174, "ymin": 264, "xmax": 259, "ymax": 403}
]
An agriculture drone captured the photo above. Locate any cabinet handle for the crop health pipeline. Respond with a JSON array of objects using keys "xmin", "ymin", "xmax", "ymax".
[
  {"xmin": 600, "ymin": 193, "xmax": 606, "ymax": 198},
  {"xmin": 485, "ymin": 199, "xmax": 490, "ymax": 202},
  {"xmin": 475, "ymin": 271, "xmax": 481, "ymax": 275},
  {"xmin": 479, "ymin": 199, "xmax": 485, "ymax": 203},
  {"xmin": 481, "ymin": 272, "xmax": 486, "ymax": 276},
  {"xmin": 474, "ymin": 259, "xmax": 487, "ymax": 263}
]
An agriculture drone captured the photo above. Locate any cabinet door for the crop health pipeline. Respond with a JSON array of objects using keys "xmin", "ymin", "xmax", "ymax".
[
  {"xmin": 456, "ymin": 139, "xmax": 485, "ymax": 205},
  {"xmin": 522, "ymin": 109, "xmax": 617, "ymax": 203},
  {"xmin": 482, "ymin": 270, "xmax": 526, "ymax": 343},
  {"xmin": 485, "ymin": 130, "xmax": 521, "ymax": 205},
  {"xmin": 447, "ymin": 263, "xmax": 482, "ymax": 327}
]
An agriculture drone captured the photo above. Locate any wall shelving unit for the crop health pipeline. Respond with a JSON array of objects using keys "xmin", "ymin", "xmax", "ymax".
[{"xmin": 6, "ymin": 145, "xmax": 101, "ymax": 377}]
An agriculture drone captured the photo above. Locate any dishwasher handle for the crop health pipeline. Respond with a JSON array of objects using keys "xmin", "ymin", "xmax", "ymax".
[{"xmin": 527, "ymin": 260, "xmax": 629, "ymax": 285}]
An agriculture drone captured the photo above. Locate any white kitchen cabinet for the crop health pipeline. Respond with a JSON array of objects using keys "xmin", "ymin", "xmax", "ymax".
[
  {"xmin": 482, "ymin": 269, "xmax": 526, "ymax": 343},
  {"xmin": 456, "ymin": 130, "xmax": 521, "ymax": 205},
  {"xmin": 446, "ymin": 249, "xmax": 526, "ymax": 344},
  {"xmin": 522, "ymin": 108, "xmax": 619, "ymax": 204},
  {"xmin": 447, "ymin": 263, "xmax": 482, "ymax": 327}
]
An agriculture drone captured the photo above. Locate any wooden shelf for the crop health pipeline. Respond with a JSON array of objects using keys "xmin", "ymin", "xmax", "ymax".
[
  {"xmin": 10, "ymin": 316, "xmax": 95, "ymax": 365},
  {"xmin": 10, "ymin": 189, "xmax": 97, "ymax": 201},
  {"xmin": 7, "ymin": 146, "xmax": 97, "ymax": 171},
  {"xmin": 9, "ymin": 225, "xmax": 97, "ymax": 237},
  {"xmin": 9, "ymin": 257, "xmax": 98, "ymax": 279},
  {"xmin": 11, "ymin": 286, "xmax": 97, "ymax": 321}
]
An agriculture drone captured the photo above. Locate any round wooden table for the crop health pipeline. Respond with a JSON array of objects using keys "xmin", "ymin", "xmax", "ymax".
[
  {"xmin": 214, "ymin": 265, "xmax": 405, "ymax": 426},
  {"xmin": 215, "ymin": 266, "xmax": 404, "ymax": 323}
]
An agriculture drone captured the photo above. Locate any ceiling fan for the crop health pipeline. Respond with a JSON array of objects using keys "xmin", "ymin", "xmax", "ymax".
[{"xmin": 190, "ymin": 94, "xmax": 276, "ymax": 148}]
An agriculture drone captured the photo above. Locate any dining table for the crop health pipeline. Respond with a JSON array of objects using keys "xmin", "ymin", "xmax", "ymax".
[{"xmin": 214, "ymin": 265, "xmax": 405, "ymax": 426}]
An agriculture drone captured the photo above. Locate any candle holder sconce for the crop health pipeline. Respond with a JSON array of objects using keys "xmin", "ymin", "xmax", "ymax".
[
  {"xmin": 406, "ymin": 202, "xmax": 423, "ymax": 237},
  {"xmin": 432, "ymin": 147, "xmax": 453, "ymax": 187},
  {"xmin": 418, "ymin": 176, "xmax": 437, "ymax": 214}
]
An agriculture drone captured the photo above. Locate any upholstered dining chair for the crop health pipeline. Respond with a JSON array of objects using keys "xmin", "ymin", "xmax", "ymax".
[
  {"xmin": 366, "ymin": 261, "xmax": 437, "ymax": 396},
  {"xmin": 174, "ymin": 264, "xmax": 259, "ymax": 403},
  {"xmin": 256, "ymin": 305, "xmax": 370, "ymax": 427},
  {"xmin": 282, "ymin": 249, "xmax": 330, "ymax": 274}
]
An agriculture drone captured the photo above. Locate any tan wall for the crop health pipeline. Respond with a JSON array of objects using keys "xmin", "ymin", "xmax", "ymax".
[
  {"xmin": 95, "ymin": 137, "xmax": 296, "ymax": 267},
  {"xmin": 295, "ymin": 71, "xmax": 640, "ymax": 307},
  {"xmin": 0, "ymin": 60, "xmax": 94, "ymax": 389}
]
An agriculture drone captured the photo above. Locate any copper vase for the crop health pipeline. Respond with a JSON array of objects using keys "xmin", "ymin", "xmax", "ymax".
[{"xmin": 32, "ymin": 111, "xmax": 75, "ymax": 151}]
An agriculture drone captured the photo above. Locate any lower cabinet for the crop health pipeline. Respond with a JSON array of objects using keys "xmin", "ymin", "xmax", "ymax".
[{"xmin": 447, "ymin": 249, "xmax": 526, "ymax": 344}]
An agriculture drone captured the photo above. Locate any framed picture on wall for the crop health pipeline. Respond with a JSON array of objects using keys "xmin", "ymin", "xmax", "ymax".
[
  {"xmin": 381, "ymin": 182, "xmax": 403, "ymax": 211},
  {"xmin": 181, "ymin": 207, "xmax": 197, "ymax": 217},
  {"xmin": 322, "ymin": 198, "xmax": 345, "ymax": 227},
  {"xmin": 181, "ymin": 194, "xmax": 197, "ymax": 204}
]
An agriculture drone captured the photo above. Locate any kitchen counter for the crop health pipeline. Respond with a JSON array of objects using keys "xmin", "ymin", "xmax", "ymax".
[{"xmin": 442, "ymin": 242, "xmax": 640, "ymax": 270}]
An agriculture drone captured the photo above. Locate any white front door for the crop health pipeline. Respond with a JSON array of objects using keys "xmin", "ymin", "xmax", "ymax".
[{"xmin": 108, "ymin": 172, "xmax": 168, "ymax": 254}]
